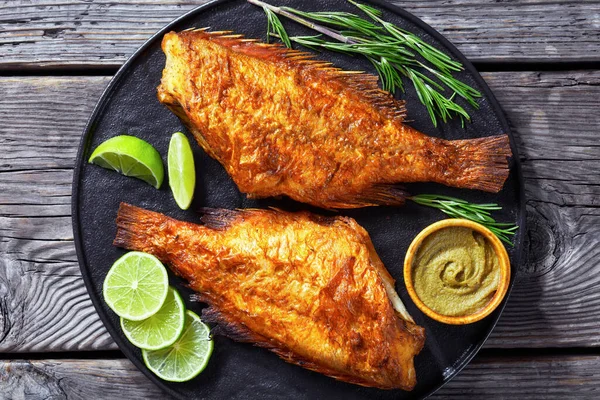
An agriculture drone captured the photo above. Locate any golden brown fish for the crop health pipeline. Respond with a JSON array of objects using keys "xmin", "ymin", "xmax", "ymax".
[
  {"xmin": 114, "ymin": 203, "xmax": 425, "ymax": 390},
  {"xmin": 157, "ymin": 29, "xmax": 512, "ymax": 209}
]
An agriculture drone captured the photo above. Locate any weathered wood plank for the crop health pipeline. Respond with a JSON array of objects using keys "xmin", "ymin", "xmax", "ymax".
[
  {"xmin": 435, "ymin": 354, "xmax": 600, "ymax": 398},
  {"xmin": 482, "ymin": 71, "xmax": 600, "ymax": 347},
  {"xmin": 0, "ymin": 0, "xmax": 599, "ymax": 69},
  {"xmin": 0, "ymin": 71, "xmax": 598, "ymax": 352},
  {"xmin": 2, "ymin": 355, "xmax": 600, "ymax": 399},
  {"xmin": 0, "ymin": 359, "xmax": 161, "ymax": 399},
  {"xmin": 0, "ymin": 76, "xmax": 117, "ymax": 352}
]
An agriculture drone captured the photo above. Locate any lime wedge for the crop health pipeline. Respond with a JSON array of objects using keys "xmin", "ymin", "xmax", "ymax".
[
  {"xmin": 142, "ymin": 310, "xmax": 213, "ymax": 382},
  {"xmin": 121, "ymin": 286, "xmax": 186, "ymax": 350},
  {"xmin": 89, "ymin": 135, "xmax": 164, "ymax": 189},
  {"xmin": 103, "ymin": 252, "xmax": 169, "ymax": 321},
  {"xmin": 168, "ymin": 132, "xmax": 196, "ymax": 210}
]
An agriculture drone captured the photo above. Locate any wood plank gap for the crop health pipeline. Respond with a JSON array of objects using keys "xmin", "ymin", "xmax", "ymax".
[
  {"xmin": 473, "ymin": 61, "xmax": 600, "ymax": 73},
  {"xmin": 0, "ymin": 67, "xmax": 118, "ymax": 77},
  {"xmin": 479, "ymin": 347, "xmax": 600, "ymax": 359},
  {"xmin": 0, "ymin": 351, "xmax": 124, "ymax": 361}
]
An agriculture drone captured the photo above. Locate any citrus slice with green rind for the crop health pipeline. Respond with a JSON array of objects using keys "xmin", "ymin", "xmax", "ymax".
[
  {"xmin": 103, "ymin": 251, "xmax": 169, "ymax": 321},
  {"xmin": 167, "ymin": 132, "xmax": 196, "ymax": 210},
  {"xmin": 121, "ymin": 286, "xmax": 186, "ymax": 350},
  {"xmin": 89, "ymin": 135, "xmax": 164, "ymax": 189},
  {"xmin": 142, "ymin": 310, "xmax": 213, "ymax": 382}
]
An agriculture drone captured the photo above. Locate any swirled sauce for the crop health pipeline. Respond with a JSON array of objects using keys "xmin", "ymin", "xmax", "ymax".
[{"xmin": 412, "ymin": 227, "xmax": 500, "ymax": 317}]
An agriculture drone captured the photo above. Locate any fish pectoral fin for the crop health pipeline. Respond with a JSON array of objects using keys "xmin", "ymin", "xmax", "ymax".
[
  {"xmin": 326, "ymin": 184, "xmax": 408, "ymax": 209},
  {"xmin": 359, "ymin": 184, "xmax": 408, "ymax": 206},
  {"xmin": 199, "ymin": 208, "xmax": 275, "ymax": 230},
  {"xmin": 201, "ymin": 305, "xmax": 267, "ymax": 343},
  {"xmin": 199, "ymin": 208, "xmax": 242, "ymax": 230}
]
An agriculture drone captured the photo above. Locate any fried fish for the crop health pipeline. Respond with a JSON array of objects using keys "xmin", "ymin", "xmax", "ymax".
[
  {"xmin": 113, "ymin": 203, "xmax": 425, "ymax": 390},
  {"xmin": 157, "ymin": 29, "xmax": 512, "ymax": 209}
]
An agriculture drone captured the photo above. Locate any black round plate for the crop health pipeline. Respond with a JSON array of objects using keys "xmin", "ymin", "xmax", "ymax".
[{"xmin": 72, "ymin": 1, "xmax": 525, "ymax": 398}]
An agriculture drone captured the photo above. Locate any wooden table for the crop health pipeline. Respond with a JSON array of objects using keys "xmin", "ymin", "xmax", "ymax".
[{"xmin": 1, "ymin": 1, "xmax": 599, "ymax": 398}]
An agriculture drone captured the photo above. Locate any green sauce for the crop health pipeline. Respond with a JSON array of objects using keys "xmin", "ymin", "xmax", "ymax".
[{"xmin": 412, "ymin": 227, "xmax": 500, "ymax": 317}]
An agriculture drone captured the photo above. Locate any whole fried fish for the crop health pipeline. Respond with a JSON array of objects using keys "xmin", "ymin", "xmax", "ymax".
[
  {"xmin": 114, "ymin": 203, "xmax": 425, "ymax": 390},
  {"xmin": 158, "ymin": 29, "xmax": 512, "ymax": 209}
]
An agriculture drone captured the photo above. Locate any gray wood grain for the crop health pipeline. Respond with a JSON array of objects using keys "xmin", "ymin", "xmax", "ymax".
[
  {"xmin": 0, "ymin": 71, "xmax": 598, "ymax": 353},
  {"xmin": 0, "ymin": 359, "xmax": 161, "ymax": 399},
  {"xmin": 2, "ymin": 355, "xmax": 600, "ymax": 399},
  {"xmin": 0, "ymin": 0, "xmax": 599, "ymax": 69},
  {"xmin": 0, "ymin": 77, "xmax": 116, "ymax": 352},
  {"xmin": 483, "ymin": 71, "xmax": 600, "ymax": 347}
]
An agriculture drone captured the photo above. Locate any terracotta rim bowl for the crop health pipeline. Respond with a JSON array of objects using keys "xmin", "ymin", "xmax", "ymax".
[{"xmin": 403, "ymin": 219, "xmax": 511, "ymax": 325}]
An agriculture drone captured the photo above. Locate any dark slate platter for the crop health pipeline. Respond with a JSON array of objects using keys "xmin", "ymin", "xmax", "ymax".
[{"xmin": 72, "ymin": 0, "xmax": 525, "ymax": 398}]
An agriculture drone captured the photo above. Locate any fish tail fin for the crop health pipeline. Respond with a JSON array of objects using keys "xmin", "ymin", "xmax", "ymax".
[
  {"xmin": 450, "ymin": 135, "xmax": 512, "ymax": 193},
  {"xmin": 113, "ymin": 203, "xmax": 169, "ymax": 255}
]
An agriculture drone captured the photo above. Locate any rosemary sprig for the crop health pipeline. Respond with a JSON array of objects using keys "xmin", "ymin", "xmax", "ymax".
[
  {"xmin": 410, "ymin": 194, "xmax": 518, "ymax": 245},
  {"xmin": 263, "ymin": 5, "xmax": 291, "ymax": 47},
  {"xmin": 247, "ymin": 0, "xmax": 482, "ymax": 127},
  {"xmin": 348, "ymin": 0, "xmax": 462, "ymax": 76}
]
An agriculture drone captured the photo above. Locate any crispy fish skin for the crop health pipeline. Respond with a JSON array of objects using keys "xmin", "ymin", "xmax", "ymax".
[
  {"xmin": 157, "ymin": 30, "xmax": 512, "ymax": 209},
  {"xmin": 114, "ymin": 203, "xmax": 425, "ymax": 390}
]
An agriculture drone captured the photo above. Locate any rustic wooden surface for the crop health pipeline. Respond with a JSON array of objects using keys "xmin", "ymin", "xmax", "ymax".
[
  {"xmin": 0, "ymin": 0, "xmax": 599, "ymax": 398},
  {"xmin": 2, "ymin": 355, "xmax": 600, "ymax": 399},
  {"xmin": 1, "ymin": 0, "xmax": 599, "ymax": 69}
]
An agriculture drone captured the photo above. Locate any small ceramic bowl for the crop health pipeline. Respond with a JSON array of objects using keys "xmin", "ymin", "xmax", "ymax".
[{"xmin": 403, "ymin": 219, "xmax": 511, "ymax": 325}]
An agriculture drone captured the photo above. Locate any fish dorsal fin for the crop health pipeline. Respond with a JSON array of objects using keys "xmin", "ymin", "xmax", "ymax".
[{"xmin": 180, "ymin": 29, "xmax": 407, "ymax": 122}]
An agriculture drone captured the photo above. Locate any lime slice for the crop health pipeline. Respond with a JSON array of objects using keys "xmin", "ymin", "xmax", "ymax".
[
  {"xmin": 121, "ymin": 286, "xmax": 186, "ymax": 350},
  {"xmin": 89, "ymin": 135, "xmax": 164, "ymax": 189},
  {"xmin": 167, "ymin": 132, "xmax": 196, "ymax": 210},
  {"xmin": 103, "ymin": 252, "xmax": 169, "ymax": 321},
  {"xmin": 143, "ymin": 310, "xmax": 213, "ymax": 382}
]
